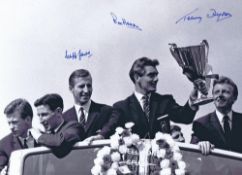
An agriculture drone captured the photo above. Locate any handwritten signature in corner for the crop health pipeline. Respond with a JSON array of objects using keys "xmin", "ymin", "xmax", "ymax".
[
  {"xmin": 207, "ymin": 8, "xmax": 232, "ymax": 22},
  {"xmin": 65, "ymin": 49, "xmax": 92, "ymax": 60},
  {"xmin": 110, "ymin": 12, "xmax": 142, "ymax": 31},
  {"xmin": 176, "ymin": 8, "xmax": 232, "ymax": 24}
]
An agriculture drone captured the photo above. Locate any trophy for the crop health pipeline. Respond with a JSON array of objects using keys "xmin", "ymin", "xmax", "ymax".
[{"xmin": 169, "ymin": 40, "xmax": 219, "ymax": 105}]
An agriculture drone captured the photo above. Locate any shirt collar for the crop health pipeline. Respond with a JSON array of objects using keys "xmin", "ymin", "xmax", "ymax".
[
  {"xmin": 54, "ymin": 119, "xmax": 65, "ymax": 133},
  {"xmin": 134, "ymin": 91, "xmax": 144, "ymax": 103},
  {"xmin": 74, "ymin": 100, "xmax": 91, "ymax": 113},
  {"xmin": 134, "ymin": 91, "xmax": 151, "ymax": 109},
  {"xmin": 216, "ymin": 110, "xmax": 232, "ymax": 123}
]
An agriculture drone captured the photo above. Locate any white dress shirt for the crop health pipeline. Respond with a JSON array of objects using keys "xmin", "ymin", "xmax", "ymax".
[
  {"xmin": 74, "ymin": 100, "xmax": 91, "ymax": 122},
  {"xmin": 216, "ymin": 110, "xmax": 232, "ymax": 131},
  {"xmin": 134, "ymin": 91, "xmax": 150, "ymax": 111}
]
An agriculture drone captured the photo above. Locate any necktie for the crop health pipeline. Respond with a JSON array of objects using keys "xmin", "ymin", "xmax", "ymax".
[
  {"xmin": 23, "ymin": 138, "xmax": 28, "ymax": 148},
  {"xmin": 223, "ymin": 115, "xmax": 231, "ymax": 144},
  {"xmin": 79, "ymin": 107, "xmax": 86, "ymax": 127},
  {"xmin": 142, "ymin": 95, "xmax": 150, "ymax": 122}
]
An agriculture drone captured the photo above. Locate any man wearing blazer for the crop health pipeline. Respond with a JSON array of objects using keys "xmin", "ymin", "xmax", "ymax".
[
  {"xmin": 191, "ymin": 76, "xmax": 242, "ymax": 154},
  {"xmin": 0, "ymin": 99, "xmax": 34, "ymax": 174},
  {"xmin": 63, "ymin": 69, "xmax": 115, "ymax": 142},
  {"xmin": 31, "ymin": 93, "xmax": 85, "ymax": 158},
  {"xmin": 112, "ymin": 57, "xmax": 203, "ymax": 139}
]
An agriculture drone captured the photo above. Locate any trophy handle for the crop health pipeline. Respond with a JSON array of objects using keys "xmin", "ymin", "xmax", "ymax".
[
  {"xmin": 201, "ymin": 40, "xmax": 209, "ymax": 65},
  {"xmin": 169, "ymin": 43, "xmax": 184, "ymax": 68}
]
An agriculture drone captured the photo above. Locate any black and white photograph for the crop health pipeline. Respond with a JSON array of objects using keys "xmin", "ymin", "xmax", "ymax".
[{"xmin": 1, "ymin": 0, "xmax": 242, "ymax": 174}]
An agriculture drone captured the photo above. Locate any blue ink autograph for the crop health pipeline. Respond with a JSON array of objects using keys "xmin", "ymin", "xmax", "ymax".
[
  {"xmin": 207, "ymin": 9, "xmax": 232, "ymax": 22},
  {"xmin": 176, "ymin": 8, "xmax": 232, "ymax": 24},
  {"xmin": 110, "ymin": 12, "xmax": 142, "ymax": 31},
  {"xmin": 65, "ymin": 49, "xmax": 92, "ymax": 60},
  {"xmin": 176, "ymin": 8, "xmax": 202, "ymax": 24}
]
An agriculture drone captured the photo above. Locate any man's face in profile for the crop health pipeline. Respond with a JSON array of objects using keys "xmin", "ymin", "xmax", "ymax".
[
  {"xmin": 137, "ymin": 65, "xmax": 158, "ymax": 94},
  {"xmin": 70, "ymin": 76, "xmax": 93, "ymax": 106},
  {"xmin": 36, "ymin": 105, "xmax": 58, "ymax": 132},
  {"xmin": 7, "ymin": 112, "xmax": 31, "ymax": 138},
  {"xmin": 213, "ymin": 83, "xmax": 236, "ymax": 111}
]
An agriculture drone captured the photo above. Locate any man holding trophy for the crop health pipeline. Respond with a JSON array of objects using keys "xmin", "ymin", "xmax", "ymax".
[
  {"xmin": 169, "ymin": 40, "xmax": 218, "ymax": 106},
  {"xmin": 112, "ymin": 56, "xmax": 207, "ymax": 139}
]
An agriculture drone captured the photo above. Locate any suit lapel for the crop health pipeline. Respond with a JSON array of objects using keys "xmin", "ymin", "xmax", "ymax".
[
  {"xmin": 85, "ymin": 101, "xmax": 99, "ymax": 132},
  {"xmin": 149, "ymin": 93, "xmax": 158, "ymax": 130},
  {"xmin": 129, "ymin": 94, "xmax": 148, "ymax": 128},
  {"xmin": 210, "ymin": 112, "xmax": 226, "ymax": 144},
  {"xmin": 69, "ymin": 107, "xmax": 78, "ymax": 121},
  {"xmin": 11, "ymin": 135, "xmax": 23, "ymax": 150}
]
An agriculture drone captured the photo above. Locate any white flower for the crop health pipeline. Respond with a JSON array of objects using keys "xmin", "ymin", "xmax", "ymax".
[
  {"xmin": 91, "ymin": 165, "xmax": 102, "ymax": 175},
  {"xmin": 178, "ymin": 161, "xmax": 186, "ymax": 169},
  {"xmin": 155, "ymin": 132, "xmax": 165, "ymax": 140},
  {"xmin": 130, "ymin": 134, "xmax": 140, "ymax": 144},
  {"xmin": 160, "ymin": 159, "xmax": 170, "ymax": 168},
  {"xmin": 110, "ymin": 141, "xmax": 119, "ymax": 150},
  {"xmin": 111, "ymin": 152, "xmax": 121, "ymax": 162},
  {"xmin": 159, "ymin": 168, "xmax": 171, "ymax": 175},
  {"xmin": 125, "ymin": 122, "xmax": 134, "ymax": 129},
  {"xmin": 172, "ymin": 145, "xmax": 180, "ymax": 152},
  {"xmin": 119, "ymin": 145, "xmax": 128, "ymax": 154},
  {"xmin": 106, "ymin": 168, "xmax": 117, "ymax": 175},
  {"xmin": 175, "ymin": 168, "xmax": 185, "ymax": 175},
  {"xmin": 123, "ymin": 136, "xmax": 133, "ymax": 147},
  {"xmin": 157, "ymin": 149, "xmax": 166, "ymax": 158},
  {"xmin": 94, "ymin": 158, "xmax": 104, "ymax": 166},
  {"xmin": 173, "ymin": 152, "xmax": 182, "ymax": 161},
  {"xmin": 111, "ymin": 162, "xmax": 119, "ymax": 170},
  {"xmin": 115, "ymin": 127, "xmax": 124, "ymax": 134},
  {"xmin": 102, "ymin": 146, "xmax": 111, "ymax": 154},
  {"xmin": 151, "ymin": 140, "xmax": 159, "ymax": 153}
]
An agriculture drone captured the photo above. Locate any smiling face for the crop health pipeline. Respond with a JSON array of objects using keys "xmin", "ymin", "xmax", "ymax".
[
  {"xmin": 7, "ymin": 112, "xmax": 31, "ymax": 138},
  {"xmin": 70, "ymin": 76, "xmax": 93, "ymax": 106},
  {"xmin": 135, "ymin": 65, "xmax": 158, "ymax": 94},
  {"xmin": 212, "ymin": 83, "xmax": 236, "ymax": 113},
  {"xmin": 36, "ymin": 105, "xmax": 59, "ymax": 132}
]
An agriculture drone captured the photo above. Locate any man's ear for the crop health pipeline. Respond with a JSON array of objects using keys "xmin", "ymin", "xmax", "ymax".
[
  {"xmin": 134, "ymin": 74, "xmax": 140, "ymax": 83},
  {"xmin": 69, "ymin": 85, "xmax": 73, "ymax": 91},
  {"xmin": 55, "ymin": 107, "xmax": 63, "ymax": 114},
  {"xmin": 25, "ymin": 116, "xmax": 32, "ymax": 124}
]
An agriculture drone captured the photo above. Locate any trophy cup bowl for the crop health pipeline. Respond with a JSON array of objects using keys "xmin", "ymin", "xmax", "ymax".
[{"xmin": 169, "ymin": 40, "xmax": 219, "ymax": 106}]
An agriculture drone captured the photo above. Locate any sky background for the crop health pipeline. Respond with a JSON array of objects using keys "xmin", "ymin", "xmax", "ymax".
[{"xmin": 0, "ymin": 0, "xmax": 242, "ymax": 142}]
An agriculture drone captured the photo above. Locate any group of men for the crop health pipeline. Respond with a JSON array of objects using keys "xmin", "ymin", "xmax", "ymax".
[{"xmin": 1, "ymin": 57, "xmax": 242, "ymax": 174}]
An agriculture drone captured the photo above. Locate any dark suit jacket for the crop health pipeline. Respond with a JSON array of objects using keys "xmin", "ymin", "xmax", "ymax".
[
  {"xmin": 37, "ymin": 120, "xmax": 84, "ymax": 158},
  {"xmin": 112, "ymin": 93, "xmax": 197, "ymax": 138},
  {"xmin": 191, "ymin": 111, "xmax": 242, "ymax": 153},
  {"xmin": 0, "ymin": 133, "xmax": 29, "ymax": 171},
  {"xmin": 63, "ymin": 101, "xmax": 114, "ymax": 139}
]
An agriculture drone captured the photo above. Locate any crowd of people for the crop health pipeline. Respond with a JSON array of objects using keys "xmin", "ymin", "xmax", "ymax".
[{"xmin": 0, "ymin": 57, "xmax": 241, "ymax": 174}]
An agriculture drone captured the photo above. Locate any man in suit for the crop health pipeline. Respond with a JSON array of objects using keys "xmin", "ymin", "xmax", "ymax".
[
  {"xmin": 191, "ymin": 76, "xmax": 242, "ymax": 154},
  {"xmin": 112, "ymin": 57, "xmax": 204, "ymax": 139},
  {"xmin": 63, "ymin": 69, "xmax": 115, "ymax": 142},
  {"xmin": 0, "ymin": 98, "xmax": 34, "ymax": 174},
  {"xmin": 30, "ymin": 93, "xmax": 85, "ymax": 158}
]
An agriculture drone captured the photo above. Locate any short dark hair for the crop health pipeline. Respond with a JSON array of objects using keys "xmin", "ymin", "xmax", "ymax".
[
  {"xmin": 4, "ymin": 98, "xmax": 33, "ymax": 119},
  {"xmin": 129, "ymin": 57, "xmax": 159, "ymax": 83},
  {"xmin": 34, "ymin": 93, "xmax": 64, "ymax": 111},
  {"xmin": 213, "ymin": 76, "xmax": 238, "ymax": 100},
  {"xmin": 69, "ymin": 69, "xmax": 91, "ymax": 88}
]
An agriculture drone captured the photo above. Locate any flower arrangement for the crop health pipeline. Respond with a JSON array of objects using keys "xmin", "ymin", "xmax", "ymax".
[
  {"xmin": 91, "ymin": 123, "xmax": 187, "ymax": 175},
  {"xmin": 148, "ymin": 132, "xmax": 186, "ymax": 175},
  {"xmin": 91, "ymin": 122, "xmax": 140, "ymax": 175}
]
